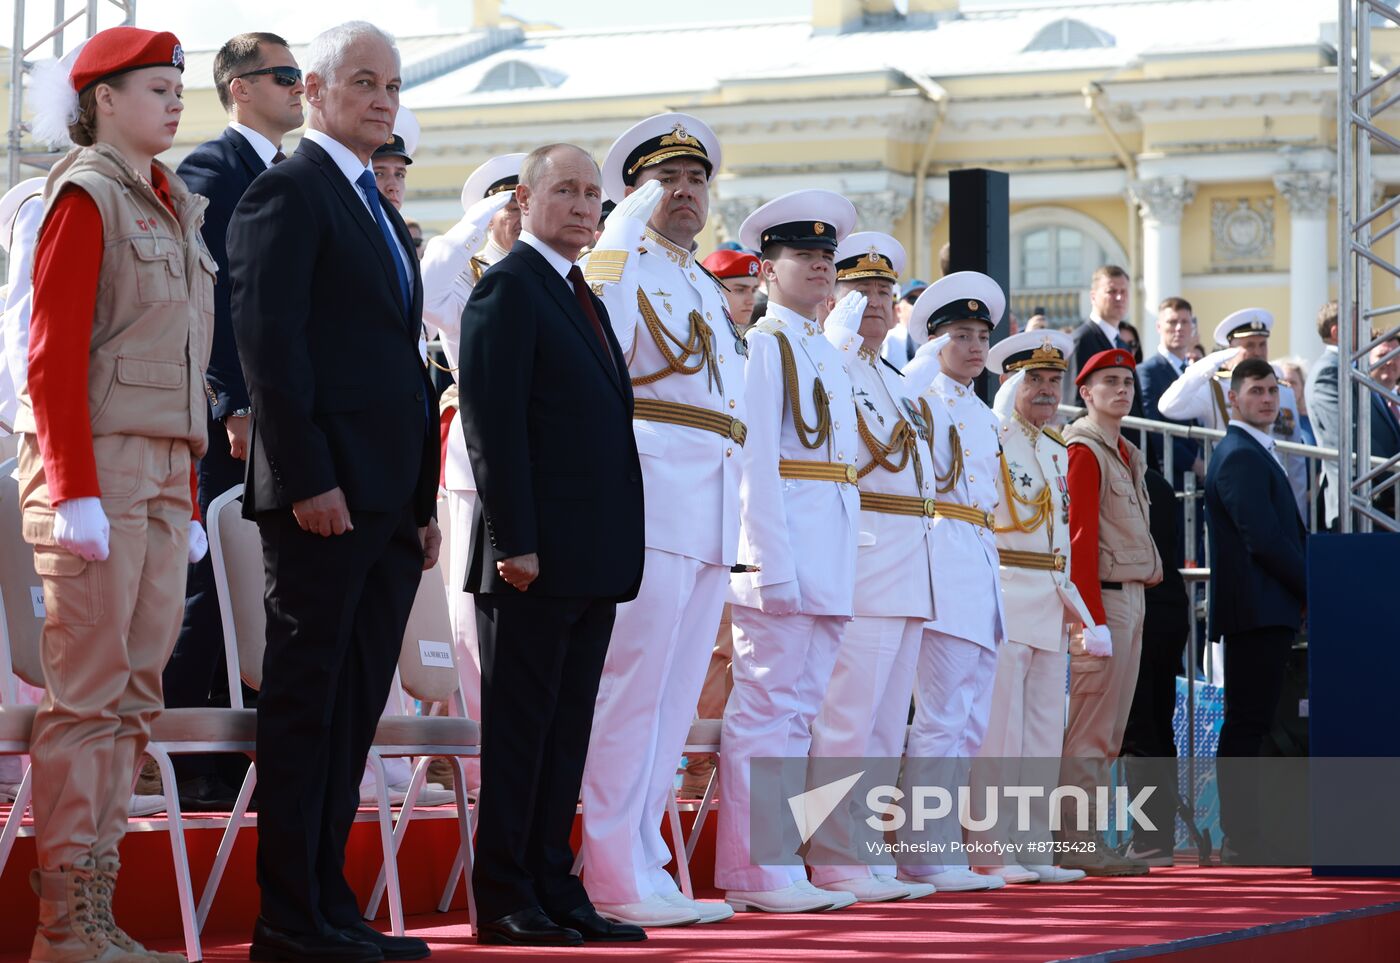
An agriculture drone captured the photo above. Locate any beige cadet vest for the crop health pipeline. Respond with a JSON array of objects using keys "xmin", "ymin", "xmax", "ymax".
[
  {"xmin": 15, "ymin": 143, "xmax": 214, "ymax": 457},
  {"xmin": 1063, "ymin": 417, "xmax": 1162, "ymax": 586}
]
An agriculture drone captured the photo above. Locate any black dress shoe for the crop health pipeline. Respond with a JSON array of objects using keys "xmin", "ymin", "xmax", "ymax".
[
  {"xmin": 550, "ymin": 905, "xmax": 646, "ymax": 943},
  {"xmin": 177, "ymin": 775, "xmax": 239, "ymax": 812},
  {"xmin": 476, "ymin": 907, "xmax": 583, "ymax": 947},
  {"xmin": 338, "ymin": 921, "xmax": 429, "ymax": 960},
  {"xmin": 249, "ymin": 917, "xmax": 383, "ymax": 961}
]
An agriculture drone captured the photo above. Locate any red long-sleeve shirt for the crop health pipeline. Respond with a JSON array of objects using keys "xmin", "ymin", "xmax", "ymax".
[
  {"xmin": 28, "ymin": 170, "xmax": 199, "ymax": 519},
  {"xmin": 1067, "ymin": 436, "xmax": 1133, "ymax": 626}
]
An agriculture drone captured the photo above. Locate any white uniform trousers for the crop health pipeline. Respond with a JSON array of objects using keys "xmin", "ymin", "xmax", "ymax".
[
  {"xmin": 807, "ymin": 615, "xmax": 922, "ymax": 885},
  {"xmin": 902, "ymin": 629, "xmax": 997, "ymax": 875},
  {"xmin": 580, "ymin": 548, "xmax": 729, "ymax": 904},
  {"xmin": 967, "ymin": 636, "xmax": 1069, "ymax": 862},
  {"xmin": 446, "ymin": 488, "xmax": 482, "ymax": 791},
  {"xmin": 714, "ymin": 606, "xmax": 845, "ymax": 892}
]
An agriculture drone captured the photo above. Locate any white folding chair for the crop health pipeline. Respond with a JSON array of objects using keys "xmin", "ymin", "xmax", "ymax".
[
  {"xmin": 361, "ymin": 566, "xmax": 479, "ymax": 934},
  {"xmin": 0, "ymin": 455, "xmax": 39, "ymax": 880},
  {"xmin": 673, "ymin": 718, "xmax": 722, "ymax": 898}
]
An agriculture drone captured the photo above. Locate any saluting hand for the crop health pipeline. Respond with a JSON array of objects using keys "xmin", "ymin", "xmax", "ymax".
[
  {"xmin": 498, "ymin": 552, "xmax": 539, "ymax": 592},
  {"xmin": 292, "ymin": 486, "xmax": 353, "ymax": 537}
]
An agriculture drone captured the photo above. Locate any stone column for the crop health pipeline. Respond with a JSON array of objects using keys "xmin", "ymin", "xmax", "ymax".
[
  {"xmin": 1274, "ymin": 170, "xmax": 1333, "ymax": 360},
  {"xmin": 1129, "ymin": 176, "xmax": 1195, "ymax": 353},
  {"xmin": 713, "ymin": 195, "xmax": 766, "ymax": 244},
  {"xmin": 847, "ymin": 188, "xmax": 913, "ymax": 236}
]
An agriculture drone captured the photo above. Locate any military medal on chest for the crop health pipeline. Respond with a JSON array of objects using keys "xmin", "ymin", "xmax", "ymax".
[{"xmin": 1053, "ymin": 454, "xmax": 1069, "ymax": 524}]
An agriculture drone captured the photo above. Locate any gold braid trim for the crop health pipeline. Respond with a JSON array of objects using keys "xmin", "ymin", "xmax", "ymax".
[
  {"xmin": 774, "ymin": 331, "xmax": 832, "ymax": 452},
  {"xmin": 630, "ymin": 288, "xmax": 721, "ymax": 393},
  {"xmin": 934, "ymin": 424, "xmax": 964, "ymax": 494},
  {"xmin": 995, "ymin": 451, "xmax": 1054, "ymax": 541},
  {"xmin": 1210, "ymin": 377, "xmax": 1230, "ymax": 426},
  {"xmin": 855, "ymin": 409, "xmax": 924, "ymax": 490}
]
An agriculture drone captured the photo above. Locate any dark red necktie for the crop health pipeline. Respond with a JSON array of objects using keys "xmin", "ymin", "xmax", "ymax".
[
  {"xmin": 271, "ymin": 150, "xmax": 286, "ymax": 165},
  {"xmin": 567, "ymin": 266, "xmax": 616, "ymax": 376}
]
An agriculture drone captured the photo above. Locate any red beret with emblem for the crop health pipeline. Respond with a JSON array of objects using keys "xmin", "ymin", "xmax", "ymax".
[
  {"xmin": 1075, "ymin": 348, "xmax": 1137, "ymax": 386},
  {"xmin": 702, "ymin": 249, "xmax": 761, "ymax": 280},
  {"xmin": 70, "ymin": 26, "xmax": 184, "ymax": 93}
]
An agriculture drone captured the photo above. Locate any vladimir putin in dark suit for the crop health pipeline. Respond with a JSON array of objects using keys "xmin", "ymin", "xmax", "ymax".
[
  {"xmin": 228, "ymin": 21, "xmax": 438, "ymax": 962},
  {"xmin": 1205, "ymin": 358, "xmax": 1307, "ymax": 862},
  {"xmin": 455, "ymin": 144, "xmax": 646, "ymax": 946}
]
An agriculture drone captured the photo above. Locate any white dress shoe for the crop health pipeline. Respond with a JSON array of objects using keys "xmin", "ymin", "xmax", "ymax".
[
  {"xmin": 128, "ymin": 793, "xmax": 166, "ymax": 817},
  {"xmin": 978, "ymin": 864, "xmax": 1040, "ymax": 884},
  {"xmin": 1030, "ymin": 865, "xmax": 1087, "ymax": 883},
  {"xmin": 594, "ymin": 894, "xmax": 701, "ymax": 927},
  {"xmin": 818, "ymin": 875, "xmax": 909, "ymax": 903},
  {"xmin": 877, "ymin": 874, "xmax": 935, "ymax": 899},
  {"xmin": 796, "ymin": 878, "xmax": 857, "ymax": 909},
  {"xmin": 657, "ymin": 889, "xmax": 735, "ymax": 923},
  {"xmin": 899, "ymin": 868, "xmax": 993, "ymax": 892},
  {"xmin": 725, "ymin": 882, "xmax": 835, "ymax": 914}
]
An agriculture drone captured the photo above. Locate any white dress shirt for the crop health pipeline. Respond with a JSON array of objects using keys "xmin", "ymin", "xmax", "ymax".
[
  {"xmin": 229, "ymin": 122, "xmax": 279, "ymax": 169},
  {"xmin": 302, "ymin": 128, "xmax": 413, "ymax": 284},
  {"xmin": 1156, "ymin": 342, "xmax": 1188, "ymax": 374},
  {"xmin": 519, "ymin": 230, "xmax": 575, "ymax": 281},
  {"xmin": 1229, "ymin": 418, "xmax": 1284, "ymax": 468},
  {"xmin": 1090, "ymin": 313, "xmax": 1119, "ymax": 345}
]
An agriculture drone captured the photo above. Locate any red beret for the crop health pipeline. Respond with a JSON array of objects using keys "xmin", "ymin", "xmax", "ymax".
[
  {"xmin": 71, "ymin": 26, "xmax": 184, "ymax": 94},
  {"xmin": 1075, "ymin": 348, "xmax": 1136, "ymax": 386},
  {"xmin": 702, "ymin": 249, "xmax": 760, "ymax": 280}
]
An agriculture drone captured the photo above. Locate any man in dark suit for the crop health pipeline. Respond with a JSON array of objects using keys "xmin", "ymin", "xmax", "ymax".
[
  {"xmin": 1306, "ymin": 302, "xmax": 1400, "ymax": 528},
  {"xmin": 1205, "ymin": 357, "xmax": 1307, "ymax": 862},
  {"xmin": 163, "ymin": 31, "xmax": 304, "ymax": 813},
  {"xmin": 1065, "ymin": 265, "xmax": 1149, "ymax": 456},
  {"xmin": 455, "ymin": 143, "xmax": 646, "ymax": 947},
  {"xmin": 228, "ymin": 22, "xmax": 437, "ymax": 961}
]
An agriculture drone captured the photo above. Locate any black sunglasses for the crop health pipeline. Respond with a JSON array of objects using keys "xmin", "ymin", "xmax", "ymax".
[{"xmin": 234, "ymin": 66, "xmax": 302, "ymax": 87}]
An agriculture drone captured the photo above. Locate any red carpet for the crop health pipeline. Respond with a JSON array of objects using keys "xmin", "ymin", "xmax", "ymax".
[{"xmin": 3, "ymin": 808, "xmax": 1399, "ymax": 961}]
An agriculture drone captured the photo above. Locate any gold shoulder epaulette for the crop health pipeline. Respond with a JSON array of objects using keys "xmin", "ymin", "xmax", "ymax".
[
  {"xmin": 468, "ymin": 256, "xmax": 487, "ymax": 284},
  {"xmin": 751, "ymin": 316, "xmax": 785, "ymax": 336},
  {"xmin": 582, "ymin": 248, "xmax": 630, "ymax": 285},
  {"xmin": 1043, "ymin": 427, "xmax": 1067, "ymax": 446}
]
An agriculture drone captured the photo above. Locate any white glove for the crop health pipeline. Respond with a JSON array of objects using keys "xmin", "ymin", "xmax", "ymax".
[
  {"xmin": 914, "ymin": 332, "xmax": 952, "ymax": 361},
  {"xmin": 824, "ymin": 291, "xmax": 867, "ymax": 335},
  {"xmin": 1199, "ymin": 346, "xmax": 1244, "ymax": 373},
  {"xmin": 187, "ymin": 520, "xmax": 208, "ymax": 564},
  {"xmin": 1082, "ymin": 624, "xmax": 1113, "ymax": 657},
  {"xmin": 756, "ymin": 579, "xmax": 801, "ymax": 616},
  {"xmin": 53, "ymin": 497, "xmax": 110, "ymax": 562},
  {"xmin": 596, "ymin": 179, "xmax": 664, "ymax": 253},
  {"xmin": 444, "ymin": 191, "xmax": 513, "ymax": 253}
]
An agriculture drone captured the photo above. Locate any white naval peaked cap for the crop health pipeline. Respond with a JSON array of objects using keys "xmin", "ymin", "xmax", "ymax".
[
  {"xmin": 834, "ymin": 231, "xmax": 905, "ymax": 282},
  {"xmin": 394, "ymin": 106, "xmax": 420, "ymax": 157},
  {"xmin": 986, "ymin": 329, "xmax": 1075, "ymax": 375},
  {"xmin": 907, "ymin": 270, "xmax": 1006, "ymax": 347},
  {"xmin": 602, "ymin": 111, "xmax": 721, "ymax": 204},
  {"xmin": 0, "ymin": 177, "xmax": 45, "ymax": 254},
  {"xmin": 460, "ymin": 152, "xmax": 527, "ymax": 214},
  {"xmin": 739, "ymin": 189, "xmax": 857, "ymax": 255},
  {"xmin": 1214, "ymin": 307, "xmax": 1274, "ymax": 347}
]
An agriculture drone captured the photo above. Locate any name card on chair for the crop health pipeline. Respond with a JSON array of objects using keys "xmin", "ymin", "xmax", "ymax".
[
  {"xmin": 418, "ymin": 639, "xmax": 453, "ymax": 669},
  {"xmin": 30, "ymin": 586, "xmax": 44, "ymax": 618}
]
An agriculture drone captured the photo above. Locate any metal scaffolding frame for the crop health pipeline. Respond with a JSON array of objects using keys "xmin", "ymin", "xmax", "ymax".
[
  {"xmin": 1338, "ymin": 0, "xmax": 1400, "ymax": 533},
  {"xmin": 6, "ymin": 0, "xmax": 136, "ymax": 190}
]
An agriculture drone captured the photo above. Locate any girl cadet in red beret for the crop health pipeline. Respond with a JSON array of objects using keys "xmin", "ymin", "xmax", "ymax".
[{"xmin": 17, "ymin": 25, "xmax": 212, "ymax": 963}]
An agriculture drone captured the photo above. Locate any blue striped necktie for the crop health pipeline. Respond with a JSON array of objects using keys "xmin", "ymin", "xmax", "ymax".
[{"xmin": 355, "ymin": 169, "xmax": 411, "ymax": 316}]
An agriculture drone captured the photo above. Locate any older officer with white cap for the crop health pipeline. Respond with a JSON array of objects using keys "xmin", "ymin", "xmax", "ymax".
[
  {"xmin": 1158, "ymin": 307, "xmax": 1305, "ymax": 510},
  {"xmin": 575, "ymin": 111, "xmax": 744, "ymax": 928},
  {"xmin": 0, "ymin": 176, "xmax": 46, "ymax": 440},
  {"xmin": 805, "ymin": 232, "xmax": 941, "ymax": 903},
  {"xmin": 419, "ymin": 152, "xmax": 522, "ymax": 790},
  {"xmin": 716, "ymin": 189, "xmax": 864, "ymax": 915},
  {"xmin": 970, "ymin": 330, "xmax": 1092, "ymax": 886},
  {"xmin": 896, "ymin": 271, "xmax": 1008, "ymax": 893}
]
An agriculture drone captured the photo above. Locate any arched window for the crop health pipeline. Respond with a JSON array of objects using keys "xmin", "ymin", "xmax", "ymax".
[
  {"xmin": 1009, "ymin": 209, "xmax": 1127, "ymax": 328},
  {"xmin": 474, "ymin": 60, "xmax": 561, "ymax": 93},
  {"xmin": 1024, "ymin": 19, "xmax": 1115, "ymax": 52}
]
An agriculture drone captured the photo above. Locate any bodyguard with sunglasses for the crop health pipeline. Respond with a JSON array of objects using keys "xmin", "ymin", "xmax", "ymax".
[{"xmin": 163, "ymin": 32, "xmax": 304, "ymax": 813}]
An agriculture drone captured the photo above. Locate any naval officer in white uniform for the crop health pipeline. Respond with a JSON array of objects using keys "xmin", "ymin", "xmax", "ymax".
[
  {"xmin": 716, "ymin": 190, "xmax": 864, "ymax": 915},
  {"xmin": 897, "ymin": 272, "xmax": 1008, "ymax": 893},
  {"xmin": 576, "ymin": 112, "xmax": 744, "ymax": 928},
  {"xmin": 805, "ymin": 232, "xmax": 941, "ymax": 903},
  {"xmin": 419, "ymin": 153, "xmax": 523, "ymax": 789}
]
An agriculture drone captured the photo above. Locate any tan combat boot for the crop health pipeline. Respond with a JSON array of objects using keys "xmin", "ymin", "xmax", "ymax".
[
  {"xmin": 28, "ymin": 855, "xmax": 153, "ymax": 962},
  {"xmin": 92, "ymin": 856, "xmax": 186, "ymax": 962}
]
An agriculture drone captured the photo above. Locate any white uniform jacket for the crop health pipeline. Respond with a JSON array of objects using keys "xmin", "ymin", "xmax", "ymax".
[
  {"xmin": 0, "ymin": 193, "xmax": 43, "ymax": 433},
  {"xmin": 843, "ymin": 347, "xmax": 937, "ymax": 620},
  {"xmin": 995, "ymin": 411, "xmax": 1090, "ymax": 652},
  {"xmin": 730, "ymin": 303, "xmax": 860, "ymax": 616},
  {"xmin": 910, "ymin": 369, "xmax": 1006, "ymax": 648},
  {"xmin": 1157, "ymin": 361, "xmax": 1306, "ymax": 506},
  {"xmin": 584, "ymin": 228, "xmax": 745, "ymax": 566},
  {"xmin": 419, "ymin": 235, "xmax": 510, "ymax": 492}
]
